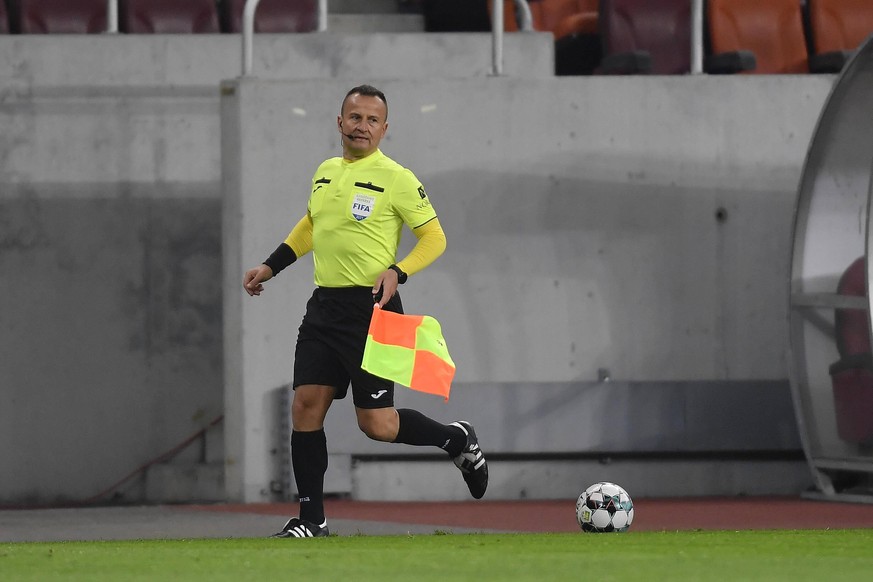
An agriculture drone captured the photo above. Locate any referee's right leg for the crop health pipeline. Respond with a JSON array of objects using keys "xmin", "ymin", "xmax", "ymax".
[
  {"xmin": 290, "ymin": 385, "xmax": 334, "ymax": 524},
  {"xmin": 271, "ymin": 384, "xmax": 334, "ymax": 538}
]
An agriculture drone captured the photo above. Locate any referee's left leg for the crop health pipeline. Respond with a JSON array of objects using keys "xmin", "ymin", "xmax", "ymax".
[
  {"xmin": 360, "ymin": 405, "xmax": 490, "ymax": 500},
  {"xmin": 355, "ymin": 406, "xmax": 400, "ymax": 441}
]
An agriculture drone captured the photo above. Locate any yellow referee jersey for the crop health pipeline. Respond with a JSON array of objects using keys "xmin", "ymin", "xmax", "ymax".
[{"xmin": 306, "ymin": 149, "xmax": 438, "ymax": 287}]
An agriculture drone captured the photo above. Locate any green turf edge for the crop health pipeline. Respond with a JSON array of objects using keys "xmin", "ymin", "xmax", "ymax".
[{"xmin": 3, "ymin": 530, "xmax": 873, "ymax": 582}]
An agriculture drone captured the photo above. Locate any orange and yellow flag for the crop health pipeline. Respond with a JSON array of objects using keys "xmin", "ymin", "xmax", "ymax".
[{"xmin": 361, "ymin": 306, "xmax": 455, "ymax": 401}]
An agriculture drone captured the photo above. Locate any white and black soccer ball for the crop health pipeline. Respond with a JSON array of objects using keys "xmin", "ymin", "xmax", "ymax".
[{"xmin": 575, "ymin": 481, "xmax": 634, "ymax": 533}]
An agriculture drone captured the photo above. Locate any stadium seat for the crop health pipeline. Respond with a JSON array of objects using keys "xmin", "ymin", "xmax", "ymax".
[
  {"xmin": 829, "ymin": 257, "xmax": 873, "ymax": 445},
  {"xmin": 12, "ymin": 0, "xmax": 107, "ymax": 34},
  {"xmin": 706, "ymin": 0, "xmax": 809, "ymax": 74},
  {"xmin": 423, "ymin": 0, "xmax": 491, "ymax": 32},
  {"xmin": 0, "ymin": 1, "xmax": 8, "ymax": 33},
  {"xmin": 491, "ymin": 0, "xmax": 598, "ymax": 37},
  {"xmin": 487, "ymin": 1, "xmax": 602, "ymax": 75},
  {"xmin": 540, "ymin": 0, "xmax": 599, "ymax": 38},
  {"xmin": 120, "ymin": 0, "xmax": 220, "ymax": 33},
  {"xmin": 221, "ymin": 0, "xmax": 318, "ymax": 33},
  {"xmin": 553, "ymin": 8, "xmax": 598, "ymax": 40},
  {"xmin": 551, "ymin": 1, "xmax": 601, "ymax": 76},
  {"xmin": 596, "ymin": 0, "xmax": 692, "ymax": 75},
  {"xmin": 807, "ymin": 0, "xmax": 873, "ymax": 73}
]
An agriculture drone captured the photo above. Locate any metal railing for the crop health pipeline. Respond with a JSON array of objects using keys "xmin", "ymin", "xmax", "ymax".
[
  {"xmin": 237, "ymin": 0, "xmax": 535, "ymax": 77},
  {"xmin": 691, "ymin": 0, "xmax": 703, "ymax": 74},
  {"xmin": 106, "ymin": 0, "xmax": 118, "ymax": 33},
  {"xmin": 242, "ymin": 0, "xmax": 264, "ymax": 76},
  {"xmin": 116, "ymin": 0, "xmax": 705, "ymax": 78},
  {"xmin": 492, "ymin": 0, "xmax": 535, "ymax": 76},
  {"xmin": 242, "ymin": 0, "xmax": 328, "ymax": 76}
]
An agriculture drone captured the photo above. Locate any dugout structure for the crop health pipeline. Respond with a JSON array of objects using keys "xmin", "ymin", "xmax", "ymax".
[{"xmin": 790, "ymin": 34, "xmax": 873, "ymax": 502}]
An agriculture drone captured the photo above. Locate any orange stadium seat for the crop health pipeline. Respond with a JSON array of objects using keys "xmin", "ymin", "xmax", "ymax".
[
  {"xmin": 807, "ymin": 0, "xmax": 873, "ymax": 72},
  {"xmin": 491, "ymin": 0, "xmax": 598, "ymax": 38},
  {"xmin": 489, "ymin": 1, "xmax": 602, "ymax": 75},
  {"xmin": 548, "ymin": 1, "xmax": 601, "ymax": 75},
  {"xmin": 12, "ymin": 0, "xmax": 107, "ymax": 34},
  {"xmin": 541, "ymin": 0, "xmax": 599, "ymax": 38},
  {"xmin": 553, "ymin": 8, "xmax": 598, "ymax": 40},
  {"xmin": 121, "ymin": 0, "xmax": 220, "ymax": 33},
  {"xmin": 596, "ymin": 0, "xmax": 692, "ymax": 75},
  {"xmin": 706, "ymin": 0, "xmax": 809, "ymax": 74},
  {"xmin": 221, "ymin": 0, "xmax": 318, "ymax": 33}
]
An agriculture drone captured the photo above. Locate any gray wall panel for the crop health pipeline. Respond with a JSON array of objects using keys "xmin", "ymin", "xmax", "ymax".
[
  {"xmin": 1, "ymin": 193, "xmax": 222, "ymax": 503},
  {"xmin": 223, "ymin": 75, "xmax": 831, "ymax": 501},
  {"xmin": 0, "ymin": 32, "xmax": 832, "ymax": 504}
]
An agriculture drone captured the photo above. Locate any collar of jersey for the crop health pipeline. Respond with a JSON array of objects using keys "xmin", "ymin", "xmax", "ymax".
[{"xmin": 342, "ymin": 148, "xmax": 384, "ymax": 168}]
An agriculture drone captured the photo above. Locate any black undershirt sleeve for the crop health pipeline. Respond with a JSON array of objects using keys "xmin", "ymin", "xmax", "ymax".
[{"xmin": 263, "ymin": 243, "xmax": 297, "ymax": 276}]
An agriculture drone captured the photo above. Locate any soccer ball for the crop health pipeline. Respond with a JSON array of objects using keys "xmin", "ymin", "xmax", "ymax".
[{"xmin": 575, "ymin": 481, "xmax": 634, "ymax": 533}]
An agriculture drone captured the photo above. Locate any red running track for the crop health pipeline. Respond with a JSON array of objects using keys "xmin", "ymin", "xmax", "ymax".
[{"xmin": 187, "ymin": 497, "xmax": 873, "ymax": 533}]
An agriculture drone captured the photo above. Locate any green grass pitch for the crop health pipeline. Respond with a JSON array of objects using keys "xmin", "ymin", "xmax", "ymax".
[{"xmin": 3, "ymin": 530, "xmax": 873, "ymax": 581}]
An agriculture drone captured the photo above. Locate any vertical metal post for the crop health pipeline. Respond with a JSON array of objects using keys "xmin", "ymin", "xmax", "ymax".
[
  {"xmin": 691, "ymin": 0, "xmax": 704, "ymax": 74},
  {"xmin": 318, "ymin": 0, "xmax": 328, "ymax": 32},
  {"xmin": 106, "ymin": 0, "xmax": 118, "ymax": 33},
  {"xmin": 242, "ymin": 0, "xmax": 263, "ymax": 76},
  {"xmin": 492, "ymin": 0, "xmax": 504, "ymax": 76}
]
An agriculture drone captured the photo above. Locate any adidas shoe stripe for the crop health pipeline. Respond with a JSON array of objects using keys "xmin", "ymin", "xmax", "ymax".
[{"xmin": 288, "ymin": 525, "xmax": 313, "ymax": 538}]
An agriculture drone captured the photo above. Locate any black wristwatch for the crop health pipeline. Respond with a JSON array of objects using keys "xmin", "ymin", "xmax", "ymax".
[{"xmin": 388, "ymin": 264, "xmax": 408, "ymax": 284}]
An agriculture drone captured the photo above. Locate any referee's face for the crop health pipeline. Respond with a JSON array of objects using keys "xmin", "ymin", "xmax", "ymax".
[{"xmin": 338, "ymin": 93, "xmax": 388, "ymax": 161}]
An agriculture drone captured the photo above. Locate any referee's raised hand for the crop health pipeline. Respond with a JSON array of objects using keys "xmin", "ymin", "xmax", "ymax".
[{"xmin": 243, "ymin": 264, "xmax": 273, "ymax": 296}]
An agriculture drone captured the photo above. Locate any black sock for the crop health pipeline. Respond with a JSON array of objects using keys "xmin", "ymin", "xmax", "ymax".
[
  {"xmin": 393, "ymin": 408, "xmax": 467, "ymax": 457},
  {"xmin": 291, "ymin": 429, "xmax": 328, "ymax": 525}
]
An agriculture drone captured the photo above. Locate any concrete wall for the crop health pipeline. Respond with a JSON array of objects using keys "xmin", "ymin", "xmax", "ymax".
[
  {"xmin": 222, "ymin": 75, "xmax": 834, "ymax": 502},
  {"xmin": 287, "ymin": 380, "xmax": 811, "ymax": 501},
  {"xmin": 0, "ymin": 91, "xmax": 224, "ymax": 505},
  {"xmin": 0, "ymin": 32, "xmax": 550, "ymax": 505},
  {"xmin": 0, "ymin": 31, "xmax": 833, "ymax": 504},
  {"xmin": 0, "ymin": 33, "xmax": 551, "ymax": 89}
]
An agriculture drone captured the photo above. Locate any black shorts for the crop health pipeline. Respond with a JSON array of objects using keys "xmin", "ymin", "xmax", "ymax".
[{"xmin": 293, "ymin": 286, "xmax": 403, "ymax": 409}]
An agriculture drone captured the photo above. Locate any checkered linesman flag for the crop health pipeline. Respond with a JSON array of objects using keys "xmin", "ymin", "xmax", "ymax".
[{"xmin": 361, "ymin": 305, "xmax": 456, "ymax": 401}]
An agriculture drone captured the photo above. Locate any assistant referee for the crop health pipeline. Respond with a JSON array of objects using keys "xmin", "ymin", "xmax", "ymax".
[{"xmin": 243, "ymin": 85, "xmax": 488, "ymax": 539}]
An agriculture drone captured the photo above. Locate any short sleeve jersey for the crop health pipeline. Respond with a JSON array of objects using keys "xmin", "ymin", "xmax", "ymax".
[{"xmin": 307, "ymin": 149, "xmax": 437, "ymax": 287}]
